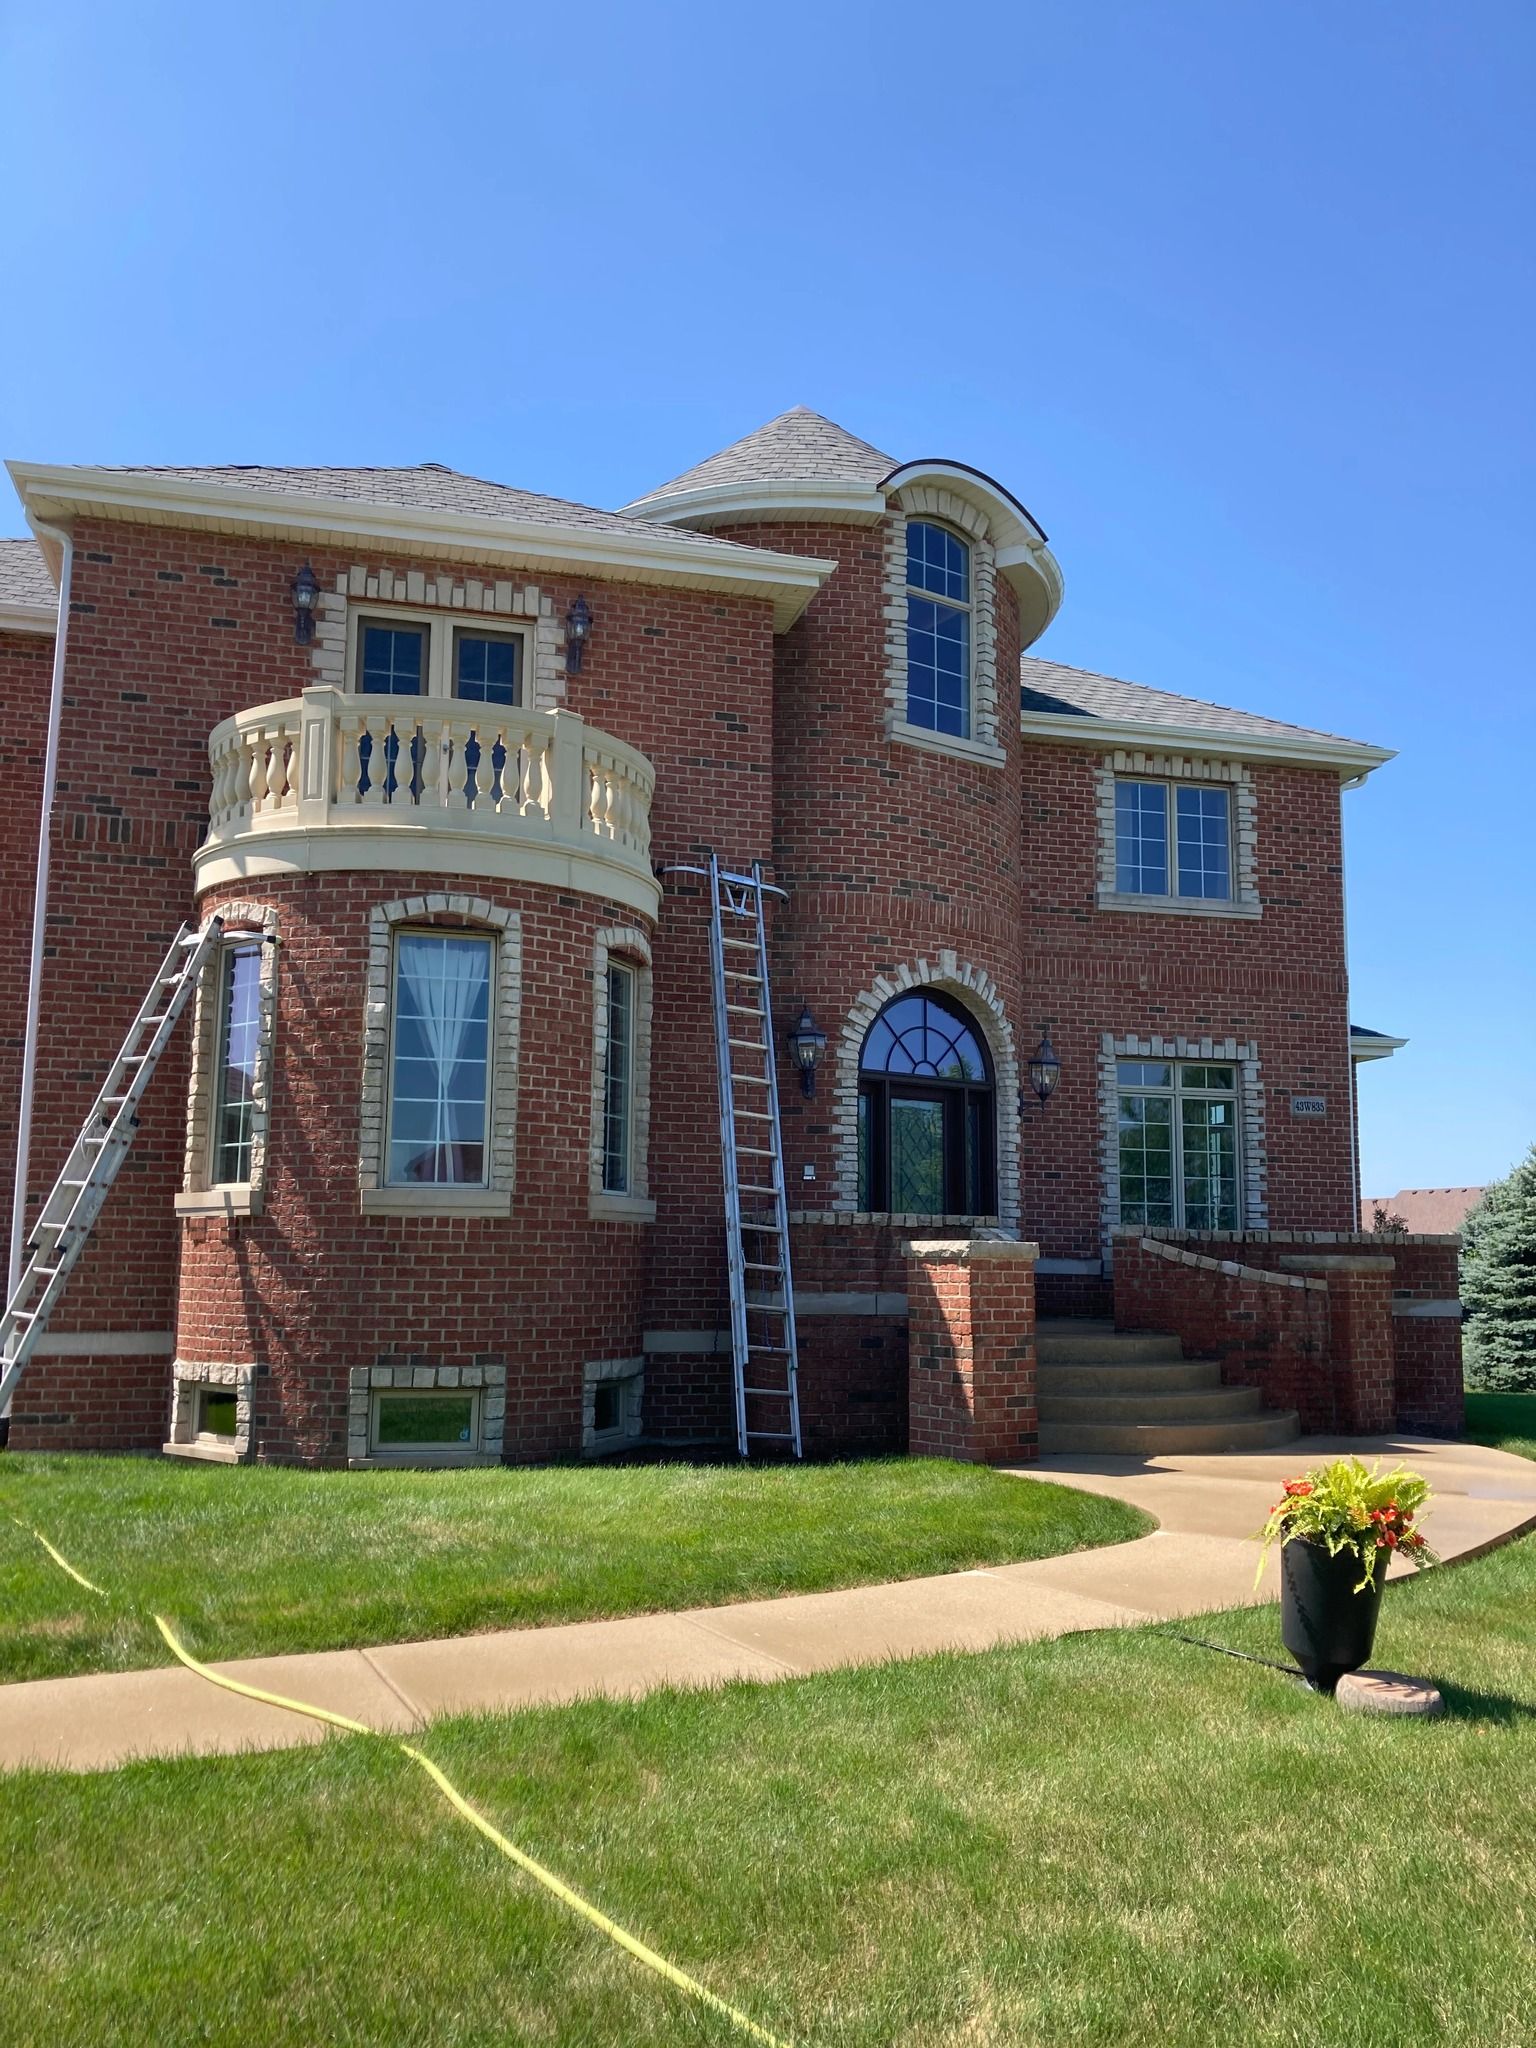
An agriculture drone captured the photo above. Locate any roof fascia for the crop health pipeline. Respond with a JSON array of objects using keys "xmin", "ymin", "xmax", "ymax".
[
  {"xmin": 1350, "ymin": 1033, "xmax": 1408, "ymax": 1062},
  {"xmin": 622, "ymin": 478, "xmax": 889, "ymax": 527},
  {"xmin": 0, "ymin": 597, "xmax": 56, "ymax": 635},
  {"xmin": 1018, "ymin": 707, "xmax": 1396, "ymax": 779},
  {"xmin": 7, "ymin": 462, "xmax": 836, "ymax": 632}
]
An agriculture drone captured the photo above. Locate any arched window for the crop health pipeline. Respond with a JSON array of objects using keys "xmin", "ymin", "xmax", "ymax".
[
  {"xmin": 906, "ymin": 521, "xmax": 971, "ymax": 738},
  {"xmin": 857, "ymin": 991, "xmax": 996, "ymax": 1215}
]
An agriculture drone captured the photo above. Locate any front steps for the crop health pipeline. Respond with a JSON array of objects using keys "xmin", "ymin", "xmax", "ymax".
[{"xmin": 1036, "ymin": 1320, "xmax": 1300, "ymax": 1455}]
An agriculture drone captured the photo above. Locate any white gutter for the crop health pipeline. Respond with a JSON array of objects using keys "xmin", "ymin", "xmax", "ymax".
[
  {"xmin": 8, "ymin": 520, "xmax": 72, "ymax": 1301},
  {"xmin": 1019, "ymin": 709, "xmax": 1395, "ymax": 781}
]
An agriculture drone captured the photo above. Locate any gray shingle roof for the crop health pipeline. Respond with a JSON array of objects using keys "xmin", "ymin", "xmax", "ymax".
[
  {"xmin": 627, "ymin": 408, "xmax": 896, "ymax": 507},
  {"xmin": 1019, "ymin": 654, "xmax": 1378, "ymax": 751},
  {"xmin": 100, "ymin": 463, "xmax": 760, "ymax": 557},
  {"xmin": 0, "ymin": 536, "xmax": 54, "ymax": 610}
]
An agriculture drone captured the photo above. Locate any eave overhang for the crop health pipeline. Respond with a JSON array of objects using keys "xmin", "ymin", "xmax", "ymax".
[
  {"xmin": 8, "ymin": 462, "xmax": 836, "ymax": 633},
  {"xmin": 1350, "ymin": 1030, "xmax": 1408, "ymax": 1063},
  {"xmin": 0, "ymin": 596, "xmax": 56, "ymax": 636},
  {"xmin": 1019, "ymin": 708, "xmax": 1395, "ymax": 781}
]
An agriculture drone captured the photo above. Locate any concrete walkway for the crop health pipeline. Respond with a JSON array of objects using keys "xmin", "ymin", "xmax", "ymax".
[{"xmin": 4, "ymin": 1434, "xmax": 1533, "ymax": 1774}]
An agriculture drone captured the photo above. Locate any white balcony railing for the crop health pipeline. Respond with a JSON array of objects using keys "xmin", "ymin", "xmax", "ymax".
[{"xmin": 196, "ymin": 687, "xmax": 657, "ymax": 909}]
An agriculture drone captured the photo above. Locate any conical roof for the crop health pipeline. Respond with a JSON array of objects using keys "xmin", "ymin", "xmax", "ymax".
[{"xmin": 626, "ymin": 407, "xmax": 895, "ymax": 509}]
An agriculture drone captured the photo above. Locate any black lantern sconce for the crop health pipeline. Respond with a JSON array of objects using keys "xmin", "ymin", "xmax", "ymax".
[
  {"xmin": 290, "ymin": 561, "xmax": 320, "ymax": 645},
  {"xmin": 1024, "ymin": 1024, "xmax": 1062, "ymax": 1113},
  {"xmin": 786, "ymin": 1004, "xmax": 827, "ymax": 1097},
  {"xmin": 565, "ymin": 594, "xmax": 592, "ymax": 673}
]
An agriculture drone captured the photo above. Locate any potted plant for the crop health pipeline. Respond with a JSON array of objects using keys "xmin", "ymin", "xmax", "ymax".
[{"xmin": 1256, "ymin": 1458, "xmax": 1438, "ymax": 1692}]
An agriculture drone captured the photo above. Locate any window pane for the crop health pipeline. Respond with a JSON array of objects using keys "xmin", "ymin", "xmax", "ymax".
[
  {"xmin": 1118, "ymin": 1093, "xmax": 1175, "ymax": 1226},
  {"xmin": 456, "ymin": 632, "xmax": 521, "ymax": 706},
  {"xmin": 603, "ymin": 962, "xmax": 634, "ymax": 1194},
  {"xmin": 906, "ymin": 596, "xmax": 971, "ymax": 738},
  {"xmin": 212, "ymin": 943, "xmax": 261, "ymax": 1184},
  {"xmin": 387, "ymin": 934, "xmax": 492, "ymax": 1186},
  {"xmin": 1180, "ymin": 1065, "xmax": 1235, "ymax": 1092},
  {"xmin": 889, "ymin": 1097, "xmax": 946, "ymax": 1214},
  {"xmin": 360, "ymin": 624, "xmax": 426, "ymax": 696},
  {"xmin": 374, "ymin": 1393, "xmax": 476, "ymax": 1448},
  {"xmin": 1115, "ymin": 780, "xmax": 1169, "ymax": 895},
  {"xmin": 592, "ymin": 1382, "xmax": 621, "ymax": 1434},
  {"xmin": 861, "ymin": 995, "xmax": 987, "ymax": 1081},
  {"xmin": 198, "ymin": 1389, "xmax": 237, "ymax": 1438},
  {"xmin": 1181, "ymin": 1097, "xmax": 1238, "ymax": 1229},
  {"xmin": 857, "ymin": 1089, "xmax": 872, "ymax": 1209},
  {"xmin": 1175, "ymin": 786, "xmax": 1232, "ymax": 899},
  {"xmin": 906, "ymin": 521, "xmax": 970, "ymax": 603},
  {"xmin": 1116, "ymin": 1060, "xmax": 1172, "ymax": 1089}
]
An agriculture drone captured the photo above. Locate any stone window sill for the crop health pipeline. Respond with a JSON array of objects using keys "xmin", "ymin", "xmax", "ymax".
[
  {"xmin": 348, "ymin": 1449, "xmax": 503, "ymax": 1470},
  {"xmin": 360, "ymin": 1187, "xmax": 514, "ymax": 1218},
  {"xmin": 163, "ymin": 1438, "xmax": 243, "ymax": 1465},
  {"xmin": 788, "ymin": 1210, "xmax": 1002, "ymax": 1229},
  {"xmin": 1096, "ymin": 888, "xmax": 1262, "ymax": 920},
  {"xmin": 886, "ymin": 718, "xmax": 1006, "ymax": 769},
  {"xmin": 588, "ymin": 1191, "xmax": 657, "ymax": 1224},
  {"xmin": 175, "ymin": 1185, "xmax": 263, "ymax": 1218}
]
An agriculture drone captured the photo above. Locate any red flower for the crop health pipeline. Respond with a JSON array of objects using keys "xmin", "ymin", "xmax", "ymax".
[{"xmin": 1283, "ymin": 1480, "xmax": 1313, "ymax": 1497}]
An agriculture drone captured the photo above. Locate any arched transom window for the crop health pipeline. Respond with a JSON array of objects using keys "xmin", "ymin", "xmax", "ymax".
[
  {"xmin": 858, "ymin": 991, "xmax": 996, "ymax": 1215},
  {"xmin": 905, "ymin": 521, "xmax": 971, "ymax": 739}
]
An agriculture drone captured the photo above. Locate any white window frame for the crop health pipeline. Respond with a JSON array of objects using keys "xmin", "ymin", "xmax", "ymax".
[
  {"xmin": 177, "ymin": 903, "xmax": 278, "ymax": 1219},
  {"xmin": 903, "ymin": 519, "xmax": 974, "ymax": 741},
  {"xmin": 589, "ymin": 926, "xmax": 655, "ymax": 1222},
  {"xmin": 1116, "ymin": 1058, "xmax": 1242, "ymax": 1232},
  {"xmin": 208, "ymin": 938, "xmax": 264, "ymax": 1189},
  {"xmin": 1095, "ymin": 757, "xmax": 1261, "ymax": 920},
  {"xmin": 384, "ymin": 927, "xmax": 496, "ymax": 1194},
  {"xmin": 369, "ymin": 1385, "xmax": 483, "ymax": 1459},
  {"xmin": 583, "ymin": 1356, "xmax": 644, "ymax": 1455},
  {"xmin": 348, "ymin": 606, "xmax": 530, "ymax": 705},
  {"xmin": 602, "ymin": 959, "xmax": 637, "ymax": 1196},
  {"xmin": 1113, "ymin": 777, "xmax": 1233, "ymax": 902},
  {"xmin": 1099, "ymin": 1032, "xmax": 1268, "ymax": 1251}
]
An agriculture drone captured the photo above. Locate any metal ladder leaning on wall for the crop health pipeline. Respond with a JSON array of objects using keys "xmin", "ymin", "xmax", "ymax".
[
  {"xmin": 0, "ymin": 917, "xmax": 223, "ymax": 1415},
  {"xmin": 665, "ymin": 856, "xmax": 803, "ymax": 1459}
]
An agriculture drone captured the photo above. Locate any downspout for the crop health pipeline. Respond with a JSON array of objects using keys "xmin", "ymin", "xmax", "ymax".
[{"xmin": 8, "ymin": 519, "xmax": 74, "ymax": 1302}]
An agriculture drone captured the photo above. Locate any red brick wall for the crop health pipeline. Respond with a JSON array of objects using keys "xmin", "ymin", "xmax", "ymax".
[
  {"xmin": 906, "ymin": 1242, "xmax": 1037, "ymax": 1464},
  {"xmin": 0, "ymin": 626, "xmax": 53, "ymax": 1224},
  {"xmin": 1020, "ymin": 748, "xmax": 1357, "ymax": 1255},
  {"xmin": 1113, "ymin": 1233, "xmax": 1332, "ymax": 1426},
  {"xmin": 6, "ymin": 1350, "xmax": 167, "ymax": 1452}
]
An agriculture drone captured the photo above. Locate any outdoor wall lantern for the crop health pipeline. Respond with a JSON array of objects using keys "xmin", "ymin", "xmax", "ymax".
[
  {"xmin": 787, "ymin": 1004, "xmax": 827, "ymax": 1097},
  {"xmin": 1025, "ymin": 1025, "xmax": 1062, "ymax": 1112},
  {"xmin": 565, "ymin": 594, "xmax": 593, "ymax": 673},
  {"xmin": 290, "ymin": 561, "xmax": 320, "ymax": 645}
]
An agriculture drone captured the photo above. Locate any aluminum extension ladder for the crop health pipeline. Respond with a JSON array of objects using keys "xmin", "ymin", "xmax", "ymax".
[
  {"xmin": 0, "ymin": 917, "xmax": 224, "ymax": 1414},
  {"xmin": 662, "ymin": 855, "xmax": 803, "ymax": 1459}
]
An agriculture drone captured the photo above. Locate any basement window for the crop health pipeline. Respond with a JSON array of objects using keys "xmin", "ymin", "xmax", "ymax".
[
  {"xmin": 371, "ymin": 1390, "xmax": 480, "ymax": 1455},
  {"xmin": 197, "ymin": 1388, "xmax": 238, "ymax": 1440}
]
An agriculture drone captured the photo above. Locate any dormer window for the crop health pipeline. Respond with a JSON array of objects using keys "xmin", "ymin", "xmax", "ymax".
[{"xmin": 905, "ymin": 521, "xmax": 971, "ymax": 739}]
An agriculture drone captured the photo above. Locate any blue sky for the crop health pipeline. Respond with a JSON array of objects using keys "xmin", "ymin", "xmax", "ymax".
[{"xmin": 2, "ymin": 1, "xmax": 1531, "ymax": 1195}]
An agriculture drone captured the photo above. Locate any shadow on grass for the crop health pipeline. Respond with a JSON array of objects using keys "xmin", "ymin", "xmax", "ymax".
[{"xmin": 1435, "ymin": 1680, "xmax": 1536, "ymax": 1725}]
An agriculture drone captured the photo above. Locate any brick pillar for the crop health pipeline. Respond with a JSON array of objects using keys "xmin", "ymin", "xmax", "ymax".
[
  {"xmin": 905, "ymin": 1238, "xmax": 1038, "ymax": 1464},
  {"xmin": 1280, "ymin": 1255, "xmax": 1396, "ymax": 1434}
]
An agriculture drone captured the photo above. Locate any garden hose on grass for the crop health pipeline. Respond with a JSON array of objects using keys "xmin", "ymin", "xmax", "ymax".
[{"xmin": 13, "ymin": 1519, "xmax": 794, "ymax": 2048}]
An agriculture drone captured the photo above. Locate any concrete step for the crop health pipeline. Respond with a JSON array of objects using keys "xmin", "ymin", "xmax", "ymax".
[
  {"xmin": 1038, "ymin": 1385, "xmax": 1264, "ymax": 1426},
  {"xmin": 1038, "ymin": 1359, "xmax": 1222, "ymax": 1396},
  {"xmin": 1039, "ymin": 1409, "xmax": 1302, "ymax": 1456},
  {"xmin": 1036, "ymin": 1320, "xmax": 1184, "ymax": 1366}
]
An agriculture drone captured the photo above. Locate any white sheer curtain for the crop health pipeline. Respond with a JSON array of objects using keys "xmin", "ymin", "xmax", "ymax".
[{"xmin": 396, "ymin": 935, "xmax": 489, "ymax": 1182}]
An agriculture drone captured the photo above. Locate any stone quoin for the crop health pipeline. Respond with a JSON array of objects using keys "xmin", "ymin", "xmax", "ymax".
[{"xmin": 0, "ymin": 411, "xmax": 1462, "ymax": 1465}]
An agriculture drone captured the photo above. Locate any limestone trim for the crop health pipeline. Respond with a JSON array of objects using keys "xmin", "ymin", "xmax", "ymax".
[
  {"xmin": 831, "ymin": 953, "xmax": 1020, "ymax": 1232},
  {"xmin": 1115, "ymin": 1230, "xmax": 1324, "ymax": 1292},
  {"xmin": 359, "ymin": 894, "xmax": 522, "ymax": 1213},
  {"xmin": 588, "ymin": 926, "xmax": 654, "ymax": 1221},
  {"xmin": 311, "ymin": 572, "xmax": 567, "ymax": 709},
  {"xmin": 881, "ymin": 490, "xmax": 1001, "ymax": 759},
  {"xmin": 1094, "ymin": 753, "xmax": 1259, "ymax": 917},
  {"xmin": 1099, "ymin": 1032, "xmax": 1268, "ymax": 1253},
  {"xmin": 179, "ymin": 901, "xmax": 279, "ymax": 1214},
  {"xmin": 583, "ymin": 1354, "xmax": 645, "ymax": 1454},
  {"xmin": 166, "ymin": 1360, "xmax": 256, "ymax": 1463},
  {"xmin": 348, "ymin": 1359, "xmax": 507, "ymax": 1468}
]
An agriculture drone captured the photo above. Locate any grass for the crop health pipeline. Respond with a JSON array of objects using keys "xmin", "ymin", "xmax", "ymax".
[
  {"xmin": 1465, "ymin": 1388, "xmax": 1536, "ymax": 1462},
  {"xmin": 0, "ymin": 1452, "xmax": 1148, "ymax": 1683},
  {"xmin": 4, "ymin": 1514, "xmax": 1536, "ymax": 2044}
]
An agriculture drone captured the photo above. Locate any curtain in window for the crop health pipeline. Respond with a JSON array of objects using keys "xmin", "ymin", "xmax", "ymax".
[{"xmin": 390, "ymin": 934, "xmax": 491, "ymax": 1184}]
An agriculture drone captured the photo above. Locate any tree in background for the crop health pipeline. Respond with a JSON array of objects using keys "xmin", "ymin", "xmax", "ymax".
[{"xmin": 1461, "ymin": 1144, "xmax": 1536, "ymax": 1391}]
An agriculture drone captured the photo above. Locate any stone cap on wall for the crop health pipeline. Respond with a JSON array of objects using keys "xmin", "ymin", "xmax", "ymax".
[
  {"xmin": 1123, "ymin": 1233, "xmax": 1326, "ymax": 1292},
  {"xmin": 1279, "ymin": 1254, "xmax": 1397, "ymax": 1274},
  {"xmin": 1112, "ymin": 1225, "xmax": 1462, "ymax": 1249},
  {"xmin": 906, "ymin": 1238, "xmax": 1040, "ymax": 1264}
]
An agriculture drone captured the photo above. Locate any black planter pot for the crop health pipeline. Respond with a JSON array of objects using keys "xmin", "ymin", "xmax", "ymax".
[{"xmin": 1280, "ymin": 1536, "xmax": 1387, "ymax": 1693}]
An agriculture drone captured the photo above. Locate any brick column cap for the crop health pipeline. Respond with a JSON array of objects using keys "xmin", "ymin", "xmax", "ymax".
[
  {"xmin": 1279, "ymin": 1254, "xmax": 1396, "ymax": 1273},
  {"xmin": 906, "ymin": 1237, "xmax": 1040, "ymax": 1265}
]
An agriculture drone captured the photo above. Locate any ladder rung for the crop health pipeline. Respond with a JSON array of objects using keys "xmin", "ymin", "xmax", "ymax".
[
  {"xmin": 724, "ymin": 970, "xmax": 764, "ymax": 984},
  {"xmin": 742, "ymin": 1387, "xmax": 794, "ymax": 1397},
  {"xmin": 748, "ymin": 1343, "xmax": 789, "ymax": 1354},
  {"xmin": 745, "ymin": 1431, "xmax": 797, "ymax": 1441},
  {"xmin": 724, "ymin": 1002, "xmax": 763, "ymax": 1016},
  {"xmin": 727, "ymin": 1038, "xmax": 767, "ymax": 1053},
  {"xmin": 743, "ymin": 1260, "xmax": 783, "ymax": 1272},
  {"xmin": 737, "ymin": 1145, "xmax": 776, "ymax": 1157},
  {"xmin": 739, "ymin": 1184, "xmax": 779, "ymax": 1196},
  {"xmin": 733, "ymin": 1109, "xmax": 773, "ymax": 1120}
]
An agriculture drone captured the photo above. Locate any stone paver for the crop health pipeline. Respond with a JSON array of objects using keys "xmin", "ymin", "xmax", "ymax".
[{"xmin": 1, "ymin": 1434, "xmax": 1531, "ymax": 1773}]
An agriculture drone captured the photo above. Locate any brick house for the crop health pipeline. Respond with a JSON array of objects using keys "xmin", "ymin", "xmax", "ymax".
[{"xmin": 0, "ymin": 409, "xmax": 1463, "ymax": 1468}]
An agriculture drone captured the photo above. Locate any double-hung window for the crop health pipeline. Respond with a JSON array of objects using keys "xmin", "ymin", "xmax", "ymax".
[
  {"xmin": 905, "ymin": 521, "xmax": 972, "ymax": 739},
  {"xmin": 1117, "ymin": 1061, "xmax": 1240, "ymax": 1230},
  {"xmin": 386, "ymin": 932, "xmax": 494, "ymax": 1187},
  {"xmin": 602, "ymin": 961, "xmax": 635, "ymax": 1194},
  {"xmin": 211, "ymin": 941, "xmax": 263, "ymax": 1185},
  {"xmin": 1114, "ymin": 780, "xmax": 1232, "ymax": 901}
]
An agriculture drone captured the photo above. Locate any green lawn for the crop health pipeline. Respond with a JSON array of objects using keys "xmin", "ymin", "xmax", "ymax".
[
  {"xmin": 0, "ymin": 1453, "xmax": 1148, "ymax": 1683},
  {"xmin": 4, "ymin": 1510, "xmax": 1536, "ymax": 2044},
  {"xmin": 1465, "ymin": 1388, "xmax": 1536, "ymax": 1461}
]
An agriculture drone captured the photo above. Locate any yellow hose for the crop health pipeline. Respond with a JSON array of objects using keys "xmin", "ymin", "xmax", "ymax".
[{"xmin": 12, "ymin": 1518, "xmax": 792, "ymax": 2046}]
